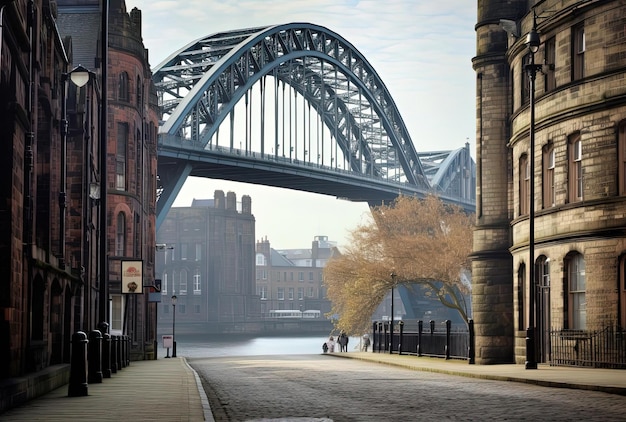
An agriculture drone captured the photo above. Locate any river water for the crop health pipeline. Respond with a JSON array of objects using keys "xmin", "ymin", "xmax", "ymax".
[{"xmin": 166, "ymin": 333, "xmax": 364, "ymax": 358}]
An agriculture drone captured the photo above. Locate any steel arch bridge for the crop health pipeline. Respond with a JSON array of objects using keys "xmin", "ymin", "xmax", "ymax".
[{"xmin": 154, "ymin": 23, "xmax": 475, "ymax": 228}]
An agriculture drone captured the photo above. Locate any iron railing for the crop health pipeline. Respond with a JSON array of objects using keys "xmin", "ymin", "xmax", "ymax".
[
  {"xmin": 372, "ymin": 319, "xmax": 474, "ymax": 363},
  {"xmin": 550, "ymin": 325, "xmax": 626, "ymax": 369}
]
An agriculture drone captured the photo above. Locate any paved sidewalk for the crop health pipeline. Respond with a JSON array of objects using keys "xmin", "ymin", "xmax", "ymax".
[
  {"xmin": 2, "ymin": 352, "xmax": 625, "ymax": 421},
  {"xmin": 0, "ymin": 357, "xmax": 212, "ymax": 421},
  {"xmin": 335, "ymin": 352, "xmax": 626, "ymax": 396}
]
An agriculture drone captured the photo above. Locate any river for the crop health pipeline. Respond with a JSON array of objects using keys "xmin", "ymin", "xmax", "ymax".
[{"xmin": 164, "ymin": 333, "xmax": 364, "ymax": 358}]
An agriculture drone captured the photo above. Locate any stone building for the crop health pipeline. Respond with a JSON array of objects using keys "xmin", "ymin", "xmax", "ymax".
[
  {"xmin": 156, "ymin": 191, "xmax": 260, "ymax": 334},
  {"xmin": 0, "ymin": 0, "xmax": 158, "ymax": 409},
  {"xmin": 255, "ymin": 235, "xmax": 337, "ymax": 317},
  {"xmin": 473, "ymin": 0, "xmax": 626, "ymax": 366}
]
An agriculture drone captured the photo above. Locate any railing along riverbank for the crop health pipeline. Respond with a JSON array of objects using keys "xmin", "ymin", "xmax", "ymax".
[{"xmin": 371, "ymin": 319, "xmax": 475, "ymax": 364}]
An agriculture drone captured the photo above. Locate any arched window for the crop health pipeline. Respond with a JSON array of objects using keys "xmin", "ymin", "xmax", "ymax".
[
  {"xmin": 564, "ymin": 252, "xmax": 586, "ymax": 329},
  {"xmin": 118, "ymin": 72, "xmax": 129, "ymax": 101},
  {"xmin": 116, "ymin": 212, "xmax": 126, "ymax": 256},
  {"xmin": 519, "ymin": 154, "xmax": 530, "ymax": 216}
]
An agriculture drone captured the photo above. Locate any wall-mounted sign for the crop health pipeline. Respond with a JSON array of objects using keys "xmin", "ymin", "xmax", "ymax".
[{"xmin": 121, "ymin": 260, "xmax": 143, "ymax": 294}]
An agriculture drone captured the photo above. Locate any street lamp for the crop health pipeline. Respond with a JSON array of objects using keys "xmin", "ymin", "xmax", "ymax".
[
  {"xmin": 390, "ymin": 272, "xmax": 396, "ymax": 354},
  {"xmin": 171, "ymin": 295, "xmax": 177, "ymax": 358},
  {"xmin": 525, "ymin": 14, "xmax": 541, "ymax": 370}
]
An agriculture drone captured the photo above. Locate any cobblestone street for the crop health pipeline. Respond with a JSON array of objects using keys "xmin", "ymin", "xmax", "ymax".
[{"xmin": 191, "ymin": 354, "xmax": 626, "ymax": 421}]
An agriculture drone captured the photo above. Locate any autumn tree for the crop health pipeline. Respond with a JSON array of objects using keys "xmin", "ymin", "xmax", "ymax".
[{"xmin": 324, "ymin": 195, "xmax": 474, "ymax": 335}]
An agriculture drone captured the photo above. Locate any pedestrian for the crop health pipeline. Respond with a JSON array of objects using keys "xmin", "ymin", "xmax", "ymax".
[
  {"xmin": 363, "ymin": 335, "xmax": 371, "ymax": 352},
  {"xmin": 326, "ymin": 336, "xmax": 336, "ymax": 353}
]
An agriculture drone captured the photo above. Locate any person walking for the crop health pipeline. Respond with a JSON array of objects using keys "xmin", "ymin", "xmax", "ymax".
[{"xmin": 362, "ymin": 335, "xmax": 371, "ymax": 352}]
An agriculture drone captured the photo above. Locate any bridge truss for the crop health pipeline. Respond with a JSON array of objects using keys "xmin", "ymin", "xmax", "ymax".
[{"xmin": 153, "ymin": 23, "xmax": 475, "ymax": 227}]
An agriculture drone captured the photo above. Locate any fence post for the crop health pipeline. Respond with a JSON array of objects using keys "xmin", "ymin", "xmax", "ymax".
[
  {"xmin": 383, "ymin": 321, "xmax": 389, "ymax": 352},
  {"xmin": 378, "ymin": 322, "xmax": 383, "ymax": 352},
  {"xmin": 468, "ymin": 319, "xmax": 475, "ymax": 364},
  {"xmin": 398, "ymin": 321, "xmax": 404, "ymax": 355},
  {"xmin": 417, "ymin": 320, "xmax": 423, "ymax": 356},
  {"xmin": 445, "ymin": 320, "xmax": 451, "ymax": 360},
  {"xmin": 430, "ymin": 320, "xmax": 435, "ymax": 334},
  {"xmin": 372, "ymin": 321, "xmax": 377, "ymax": 353}
]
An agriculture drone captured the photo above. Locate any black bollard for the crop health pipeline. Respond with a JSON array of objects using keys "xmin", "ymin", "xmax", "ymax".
[
  {"xmin": 110, "ymin": 335, "xmax": 118, "ymax": 373},
  {"xmin": 125, "ymin": 335, "xmax": 130, "ymax": 367},
  {"xmin": 120, "ymin": 335, "xmax": 126, "ymax": 368},
  {"xmin": 98, "ymin": 322, "xmax": 111, "ymax": 378},
  {"xmin": 116, "ymin": 334, "xmax": 123, "ymax": 370},
  {"xmin": 68, "ymin": 331, "xmax": 89, "ymax": 397},
  {"xmin": 468, "ymin": 319, "xmax": 475, "ymax": 365},
  {"xmin": 88, "ymin": 330, "xmax": 103, "ymax": 383}
]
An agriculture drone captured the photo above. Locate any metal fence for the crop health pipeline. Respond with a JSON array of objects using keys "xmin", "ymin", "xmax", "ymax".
[
  {"xmin": 372, "ymin": 319, "xmax": 474, "ymax": 362},
  {"xmin": 550, "ymin": 325, "xmax": 626, "ymax": 369}
]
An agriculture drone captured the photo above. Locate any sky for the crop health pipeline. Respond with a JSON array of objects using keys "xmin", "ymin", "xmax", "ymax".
[{"xmin": 128, "ymin": 0, "xmax": 477, "ymax": 249}]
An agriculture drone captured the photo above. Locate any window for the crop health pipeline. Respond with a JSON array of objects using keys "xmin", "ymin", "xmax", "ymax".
[
  {"xmin": 196, "ymin": 244, "xmax": 202, "ymax": 261},
  {"xmin": 179, "ymin": 270, "xmax": 187, "ymax": 294},
  {"xmin": 565, "ymin": 253, "xmax": 586, "ymax": 330},
  {"xmin": 111, "ymin": 295, "xmax": 123, "ymax": 332},
  {"xmin": 572, "ymin": 23, "xmax": 585, "ymax": 81},
  {"xmin": 298, "ymin": 271, "xmax": 304, "ymax": 282},
  {"xmin": 308, "ymin": 272, "xmax": 313, "ymax": 281},
  {"xmin": 260, "ymin": 286, "xmax": 267, "ymax": 300},
  {"xmin": 256, "ymin": 253, "xmax": 266, "ymax": 265},
  {"xmin": 134, "ymin": 213, "xmax": 140, "ymax": 257},
  {"xmin": 193, "ymin": 270, "xmax": 201, "ymax": 294},
  {"xmin": 136, "ymin": 75, "xmax": 142, "ymax": 107},
  {"xmin": 136, "ymin": 129, "xmax": 143, "ymax": 197},
  {"xmin": 308, "ymin": 286, "xmax": 315, "ymax": 298},
  {"xmin": 618, "ymin": 255, "xmax": 626, "ymax": 328},
  {"xmin": 519, "ymin": 154, "xmax": 530, "ymax": 215},
  {"xmin": 161, "ymin": 273, "xmax": 168, "ymax": 295},
  {"xmin": 116, "ymin": 123, "xmax": 127, "ymax": 190},
  {"xmin": 118, "ymin": 72, "xmax": 129, "ymax": 101},
  {"xmin": 522, "ymin": 54, "xmax": 531, "ymax": 103},
  {"xmin": 298, "ymin": 287, "xmax": 304, "ymax": 300},
  {"xmin": 116, "ymin": 212, "xmax": 126, "ymax": 256},
  {"xmin": 288, "ymin": 288, "xmax": 294, "ymax": 300},
  {"xmin": 181, "ymin": 243, "xmax": 188, "ymax": 260},
  {"xmin": 171, "ymin": 270, "xmax": 177, "ymax": 294},
  {"xmin": 277, "ymin": 288, "xmax": 284, "ymax": 300},
  {"xmin": 544, "ymin": 37, "xmax": 556, "ymax": 92},
  {"xmin": 568, "ymin": 133, "xmax": 583, "ymax": 202},
  {"xmin": 543, "ymin": 144, "xmax": 555, "ymax": 208},
  {"xmin": 518, "ymin": 264, "xmax": 526, "ymax": 331},
  {"xmin": 194, "ymin": 305, "xmax": 200, "ymax": 314},
  {"xmin": 619, "ymin": 121, "xmax": 626, "ymax": 195}
]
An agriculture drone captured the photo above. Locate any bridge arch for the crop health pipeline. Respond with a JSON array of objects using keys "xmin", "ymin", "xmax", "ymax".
[{"xmin": 154, "ymin": 23, "xmax": 474, "ymax": 227}]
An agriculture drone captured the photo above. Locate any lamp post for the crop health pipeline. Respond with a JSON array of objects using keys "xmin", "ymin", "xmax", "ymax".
[
  {"xmin": 171, "ymin": 295, "xmax": 177, "ymax": 358},
  {"xmin": 525, "ymin": 14, "xmax": 541, "ymax": 370},
  {"xmin": 389, "ymin": 272, "xmax": 396, "ymax": 354}
]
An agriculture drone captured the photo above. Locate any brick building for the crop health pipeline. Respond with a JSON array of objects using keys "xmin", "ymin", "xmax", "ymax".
[
  {"xmin": 255, "ymin": 235, "xmax": 337, "ymax": 318},
  {"xmin": 0, "ymin": 0, "xmax": 158, "ymax": 409},
  {"xmin": 156, "ymin": 191, "xmax": 260, "ymax": 334},
  {"xmin": 473, "ymin": 0, "xmax": 626, "ymax": 366}
]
